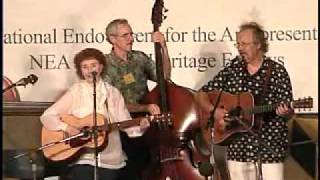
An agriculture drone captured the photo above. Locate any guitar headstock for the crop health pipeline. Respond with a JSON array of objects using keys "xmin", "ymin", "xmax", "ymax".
[
  {"xmin": 292, "ymin": 97, "xmax": 313, "ymax": 111},
  {"xmin": 151, "ymin": 0, "xmax": 167, "ymax": 29}
]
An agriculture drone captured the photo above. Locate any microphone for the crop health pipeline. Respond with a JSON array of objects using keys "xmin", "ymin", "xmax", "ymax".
[
  {"xmin": 80, "ymin": 127, "xmax": 91, "ymax": 138},
  {"xmin": 91, "ymin": 71, "xmax": 97, "ymax": 76},
  {"xmin": 27, "ymin": 74, "xmax": 38, "ymax": 84},
  {"xmin": 91, "ymin": 71, "xmax": 97, "ymax": 82},
  {"xmin": 16, "ymin": 74, "xmax": 38, "ymax": 87},
  {"xmin": 198, "ymin": 161, "xmax": 214, "ymax": 177}
]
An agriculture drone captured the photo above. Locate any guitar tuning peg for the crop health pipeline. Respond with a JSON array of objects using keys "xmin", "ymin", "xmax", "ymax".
[
  {"xmin": 163, "ymin": 15, "xmax": 167, "ymax": 20},
  {"xmin": 164, "ymin": 8, "xmax": 168, "ymax": 13}
]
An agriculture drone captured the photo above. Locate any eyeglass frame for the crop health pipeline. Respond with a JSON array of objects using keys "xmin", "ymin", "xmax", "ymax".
[
  {"xmin": 234, "ymin": 41, "xmax": 257, "ymax": 49},
  {"xmin": 111, "ymin": 32, "xmax": 134, "ymax": 39}
]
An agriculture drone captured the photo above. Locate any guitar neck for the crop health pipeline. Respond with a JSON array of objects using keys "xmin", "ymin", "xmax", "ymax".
[
  {"xmin": 249, "ymin": 103, "xmax": 282, "ymax": 114},
  {"xmin": 108, "ymin": 118, "xmax": 142, "ymax": 130},
  {"xmin": 247, "ymin": 97, "xmax": 312, "ymax": 115}
]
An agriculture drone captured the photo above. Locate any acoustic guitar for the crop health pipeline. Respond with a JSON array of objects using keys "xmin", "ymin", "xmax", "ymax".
[
  {"xmin": 41, "ymin": 113, "xmax": 171, "ymax": 161},
  {"xmin": 206, "ymin": 90, "xmax": 313, "ymax": 145}
]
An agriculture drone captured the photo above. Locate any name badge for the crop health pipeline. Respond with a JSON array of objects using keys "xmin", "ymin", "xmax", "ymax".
[{"xmin": 123, "ymin": 73, "xmax": 136, "ymax": 85}]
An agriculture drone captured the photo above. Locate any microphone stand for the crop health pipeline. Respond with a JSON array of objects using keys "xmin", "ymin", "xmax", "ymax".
[
  {"xmin": 2, "ymin": 79, "xmax": 26, "ymax": 93},
  {"xmin": 92, "ymin": 73, "xmax": 99, "ymax": 180},
  {"xmin": 207, "ymin": 91, "xmax": 222, "ymax": 180},
  {"xmin": 3, "ymin": 83, "xmax": 18, "ymax": 93},
  {"xmin": 209, "ymin": 128, "xmax": 216, "ymax": 180},
  {"xmin": 232, "ymin": 116, "xmax": 279, "ymax": 180},
  {"xmin": 6, "ymin": 132, "xmax": 87, "ymax": 180}
]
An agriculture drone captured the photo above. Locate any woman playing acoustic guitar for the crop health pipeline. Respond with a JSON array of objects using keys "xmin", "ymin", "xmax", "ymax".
[{"xmin": 40, "ymin": 48, "xmax": 152, "ymax": 180}]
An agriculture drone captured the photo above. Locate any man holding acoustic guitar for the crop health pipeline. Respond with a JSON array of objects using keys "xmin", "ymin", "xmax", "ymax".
[
  {"xmin": 196, "ymin": 22, "xmax": 296, "ymax": 180},
  {"xmin": 40, "ymin": 48, "xmax": 153, "ymax": 180}
]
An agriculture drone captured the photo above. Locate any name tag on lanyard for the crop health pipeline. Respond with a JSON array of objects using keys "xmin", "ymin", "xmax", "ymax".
[{"xmin": 123, "ymin": 73, "xmax": 136, "ymax": 85}]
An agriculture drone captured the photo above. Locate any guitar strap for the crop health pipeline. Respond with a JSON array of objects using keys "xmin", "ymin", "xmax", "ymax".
[
  {"xmin": 254, "ymin": 60, "xmax": 274, "ymax": 129},
  {"xmin": 260, "ymin": 60, "xmax": 274, "ymax": 104}
]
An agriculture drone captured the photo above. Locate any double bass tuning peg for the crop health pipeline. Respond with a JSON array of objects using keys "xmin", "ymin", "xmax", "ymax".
[{"xmin": 162, "ymin": 7, "xmax": 168, "ymax": 20}]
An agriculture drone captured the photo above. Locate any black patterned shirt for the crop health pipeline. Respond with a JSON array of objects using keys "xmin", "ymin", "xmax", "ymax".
[
  {"xmin": 102, "ymin": 50, "xmax": 157, "ymax": 104},
  {"xmin": 201, "ymin": 56, "xmax": 293, "ymax": 163}
]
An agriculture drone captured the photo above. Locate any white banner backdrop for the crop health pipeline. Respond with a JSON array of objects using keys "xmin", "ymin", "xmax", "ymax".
[{"xmin": 3, "ymin": 0, "xmax": 318, "ymax": 113}]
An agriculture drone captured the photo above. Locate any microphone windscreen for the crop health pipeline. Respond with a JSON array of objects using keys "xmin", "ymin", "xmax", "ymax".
[
  {"xmin": 28, "ymin": 74, "xmax": 38, "ymax": 84},
  {"xmin": 91, "ymin": 71, "xmax": 97, "ymax": 76}
]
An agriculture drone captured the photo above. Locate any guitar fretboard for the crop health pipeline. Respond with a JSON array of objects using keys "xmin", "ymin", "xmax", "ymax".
[
  {"xmin": 249, "ymin": 102, "xmax": 286, "ymax": 114},
  {"xmin": 244, "ymin": 97, "xmax": 312, "ymax": 115}
]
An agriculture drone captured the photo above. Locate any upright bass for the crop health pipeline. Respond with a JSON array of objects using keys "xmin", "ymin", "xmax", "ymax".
[{"xmin": 142, "ymin": 1, "xmax": 214, "ymax": 179}]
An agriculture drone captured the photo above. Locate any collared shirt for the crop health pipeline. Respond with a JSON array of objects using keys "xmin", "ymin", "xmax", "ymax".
[
  {"xmin": 103, "ymin": 50, "xmax": 157, "ymax": 103},
  {"xmin": 201, "ymin": 57, "xmax": 293, "ymax": 163},
  {"xmin": 40, "ymin": 80, "xmax": 143, "ymax": 169}
]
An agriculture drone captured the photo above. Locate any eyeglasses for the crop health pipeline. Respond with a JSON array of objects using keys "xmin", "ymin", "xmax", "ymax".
[
  {"xmin": 113, "ymin": 32, "xmax": 133, "ymax": 39},
  {"xmin": 234, "ymin": 42, "xmax": 255, "ymax": 49}
]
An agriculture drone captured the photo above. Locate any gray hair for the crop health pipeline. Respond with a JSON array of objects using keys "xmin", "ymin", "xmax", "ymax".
[
  {"xmin": 105, "ymin": 18, "xmax": 130, "ymax": 44},
  {"xmin": 239, "ymin": 22, "xmax": 269, "ymax": 53}
]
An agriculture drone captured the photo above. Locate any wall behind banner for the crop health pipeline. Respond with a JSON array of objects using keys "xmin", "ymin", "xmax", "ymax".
[{"xmin": 3, "ymin": 0, "xmax": 318, "ymax": 113}]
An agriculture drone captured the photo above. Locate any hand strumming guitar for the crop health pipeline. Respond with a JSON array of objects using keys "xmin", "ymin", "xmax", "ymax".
[{"xmin": 214, "ymin": 108, "xmax": 231, "ymax": 131}]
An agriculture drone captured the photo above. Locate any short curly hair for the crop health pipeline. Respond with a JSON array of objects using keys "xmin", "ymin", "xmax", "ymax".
[
  {"xmin": 73, "ymin": 48, "xmax": 106, "ymax": 80},
  {"xmin": 239, "ymin": 22, "xmax": 269, "ymax": 53}
]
